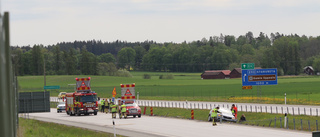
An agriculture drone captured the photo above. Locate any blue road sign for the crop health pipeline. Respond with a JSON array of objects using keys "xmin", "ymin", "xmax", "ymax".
[{"xmin": 242, "ymin": 68, "xmax": 278, "ymax": 86}]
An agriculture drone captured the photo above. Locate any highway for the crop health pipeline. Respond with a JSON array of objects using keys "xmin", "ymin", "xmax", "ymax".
[
  {"xmin": 51, "ymin": 97, "xmax": 320, "ymax": 116},
  {"xmin": 25, "ymin": 108, "xmax": 310, "ymax": 137}
]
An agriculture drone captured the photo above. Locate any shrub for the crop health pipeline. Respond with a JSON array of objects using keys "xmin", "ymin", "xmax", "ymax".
[
  {"xmin": 159, "ymin": 74, "xmax": 174, "ymax": 79},
  {"xmin": 116, "ymin": 69, "xmax": 132, "ymax": 77},
  {"xmin": 143, "ymin": 74, "xmax": 151, "ymax": 79}
]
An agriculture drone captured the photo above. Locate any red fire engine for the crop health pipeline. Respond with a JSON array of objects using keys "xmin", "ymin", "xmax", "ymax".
[{"xmin": 65, "ymin": 77, "xmax": 99, "ymax": 116}]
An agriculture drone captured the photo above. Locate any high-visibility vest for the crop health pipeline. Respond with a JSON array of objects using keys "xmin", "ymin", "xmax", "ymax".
[
  {"xmin": 111, "ymin": 105, "xmax": 117, "ymax": 113},
  {"xmin": 121, "ymin": 104, "xmax": 126, "ymax": 113},
  {"xmin": 211, "ymin": 108, "xmax": 218, "ymax": 117},
  {"xmin": 101, "ymin": 100, "xmax": 105, "ymax": 106}
]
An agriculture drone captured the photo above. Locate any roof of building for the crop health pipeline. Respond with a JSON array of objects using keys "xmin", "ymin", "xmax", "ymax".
[
  {"xmin": 303, "ymin": 66, "xmax": 314, "ymax": 70},
  {"xmin": 204, "ymin": 70, "xmax": 231, "ymax": 75}
]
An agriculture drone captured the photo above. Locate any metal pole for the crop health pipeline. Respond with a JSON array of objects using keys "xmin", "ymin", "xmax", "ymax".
[
  {"xmin": 285, "ymin": 93, "xmax": 286, "ymax": 105},
  {"xmin": 113, "ymin": 120, "xmax": 116, "ymax": 137}
]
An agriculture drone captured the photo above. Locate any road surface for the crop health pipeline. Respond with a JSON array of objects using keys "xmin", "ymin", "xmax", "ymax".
[
  {"xmin": 51, "ymin": 97, "xmax": 320, "ymax": 116},
  {"xmin": 24, "ymin": 108, "xmax": 310, "ymax": 137}
]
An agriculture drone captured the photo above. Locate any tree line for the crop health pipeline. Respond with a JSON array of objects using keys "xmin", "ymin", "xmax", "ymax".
[{"xmin": 10, "ymin": 32, "xmax": 320, "ymax": 76}]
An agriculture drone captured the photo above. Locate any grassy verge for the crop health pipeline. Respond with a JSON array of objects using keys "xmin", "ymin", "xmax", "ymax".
[
  {"xmin": 141, "ymin": 107, "xmax": 320, "ymax": 131},
  {"xmin": 18, "ymin": 118, "xmax": 125, "ymax": 137},
  {"xmin": 18, "ymin": 74, "xmax": 320, "ymax": 105}
]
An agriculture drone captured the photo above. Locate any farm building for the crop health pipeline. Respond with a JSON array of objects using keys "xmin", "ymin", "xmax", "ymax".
[
  {"xmin": 303, "ymin": 66, "xmax": 314, "ymax": 75},
  {"xmin": 229, "ymin": 67, "xmax": 263, "ymax": 79},
  {"xmin": 201, "ymin": 70, "xmax": 231, "ymax": 79},
  {"xmin": 230, "ymin": 68, "xmax": 242, "ymax": 78}
]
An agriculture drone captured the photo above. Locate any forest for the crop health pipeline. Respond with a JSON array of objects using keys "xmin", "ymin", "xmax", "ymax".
[{"xmin": 10, "ymin": 31, "xmax": 320, "ymax": 76}]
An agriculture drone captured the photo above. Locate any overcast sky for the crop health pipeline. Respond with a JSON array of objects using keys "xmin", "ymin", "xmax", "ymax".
[{"xmin": 2, "ymin": 0, "xmax": 320, "ymax": 46}]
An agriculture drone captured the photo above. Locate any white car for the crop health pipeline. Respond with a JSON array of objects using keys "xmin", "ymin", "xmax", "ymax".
[
  {"xmin": 57, "ymin": 102, "xmax": 66, "ymax": 113},
  {"xmin": 208, "ymin": 107, "xmax": 237, "ymax": 122}
]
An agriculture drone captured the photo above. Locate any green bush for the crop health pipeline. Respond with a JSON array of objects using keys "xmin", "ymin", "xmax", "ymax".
[
  {"xmin": 116, "ymin": 69, "xmax": 132, "ymax": 77},
  {"xmin": 143, "ymin": 74, "xmax": 151, "ymax": 79},
  {"xmin": 159, "ymin": 74, "xmax": 174, "ymax": 79}
]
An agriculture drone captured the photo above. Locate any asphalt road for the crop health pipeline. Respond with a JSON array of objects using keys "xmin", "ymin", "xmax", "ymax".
[
  {"xmin": 25, "ymin": 108, "xmax": 310, "ymax": 137},
  {"xmin": 51, "ymin": 97, "xmax": 320, "ymax": 116}
]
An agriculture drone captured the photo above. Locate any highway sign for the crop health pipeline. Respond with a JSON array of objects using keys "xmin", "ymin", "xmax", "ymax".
[
  {"xmin": 242, "ymin": 68, "xmax": 277, "ymax": 86},
  {"xmin": 44, "ymin": 86, "xmax": 60, "ymax": 89},
  {"xmin": 241, "ymin": 63, "xmax": 255, "ymax": 70}
]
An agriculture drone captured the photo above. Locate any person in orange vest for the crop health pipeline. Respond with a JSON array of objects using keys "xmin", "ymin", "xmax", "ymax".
[{"xmin": 231, "ymin": 104, "xmax": 238, "ymax": 119}]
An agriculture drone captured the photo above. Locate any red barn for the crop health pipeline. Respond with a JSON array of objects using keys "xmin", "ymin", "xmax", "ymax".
[{"xmin": 201, "ymin": 70, "xmax": 231, "ymax": 79}]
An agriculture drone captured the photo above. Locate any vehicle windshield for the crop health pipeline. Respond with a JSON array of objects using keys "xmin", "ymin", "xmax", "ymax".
[
  {"xmin": 58, "ymin": 102, "xmax": 65, "ymax": 105},
  {"xmin": 218, "ymin": 108, "xmax": 233, "ymax": 114},
  {"xmin": 126, "ymin": 103, "xmax": 138, "ymax": 107},
  {"xmin": 80, "ymin": 95, "xmax": 97, "ymax": 102}
]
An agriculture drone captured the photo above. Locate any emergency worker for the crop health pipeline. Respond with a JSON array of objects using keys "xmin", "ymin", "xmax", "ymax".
[
  {"xmin": 105, "ymin": 98, "xmax": 110, "ymax": 113},
  {"xmin": 111, "ymin": 102, "xmax": 118, "ymax": 118},
  {"xmin": 211, "ymin": 107, "xmax": 219, "ymax": 126},
  {"xmin": 120, "ymin": 102, "xmax": 127, "ymax": 119},
  {"xmin": 101, "ymin": 99, "xmax": 105, "ymax": 113},
  {"xmin": 231, "ymin": 104, "xmax": 238, "ymax": 119},
  {"xmin": 74, "ymin": 101, "xmax": 81, "ymax": 115}
]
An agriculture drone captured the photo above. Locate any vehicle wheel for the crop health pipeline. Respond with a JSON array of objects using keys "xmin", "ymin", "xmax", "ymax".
[
  {"xmin": 94, "ymin": 112, "xmax": 97, "ymax": 115},
  {"xmin": 66, "ymin": 111, "xmax": 69, "ymax": 115},
  {"xmin": 133, "ymin": 115, "xmax": 136, "ymax": 118},
  {"xmin": 138, "ymin": 114, "xmax": 141, "ymax": 118},
  {"xmin": 57, "ymin": 110, "xmax": 59, "ymax": 113}
]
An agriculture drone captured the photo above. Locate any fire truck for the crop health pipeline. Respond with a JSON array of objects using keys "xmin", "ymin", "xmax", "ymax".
[{"xmin": 65, "ymin": 77, "xmax": 99, "ymax": 116}]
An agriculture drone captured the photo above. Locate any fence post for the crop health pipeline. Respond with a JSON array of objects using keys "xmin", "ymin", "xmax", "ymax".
[
  {"xmin": 269, "ymin": 120, "xmax": 272, "ymax": 127},
  {"xmin": 317, "ymin": 109, "xmax": 318, "ymax": 116},
  {"xmin": 304, "ymin": 108, "xmax": 306, "ymax": 115},
  {"xmin": 198, "ymin": 103, "xmax": 199, "ymax": 109},
  {"xmin": 261, "ymin": 106, "xmax": 262, "ymax": 113},
  {"xmin": 265, "ymin": 106, "xmax": 267, "ymax": 113},
  {"xmin": 274, "ymin": 117, "xmax": 277, "ymax": 128},
  {"xmin": 308, "ymin": 120, "xmax": 311, "ymax": 131},
  {"xmin": 276, "ymin": 107, "xmax": 278, "ymax": 114},
  {"xmin": 294, "ymin": 118, "xmax": 296, "ymax": 130},
  {"xmin": 280, "ymin": 117, "xmax": 282, "ymax": 128},
  {"xmin": 150, "ymin": 107, "xmax": 153, "ymax": 116},
  {"xmin": 298, "ymin": 108, "xmax": 300, "ymax": 115},
  {"xmin": 287, "ymin": 107, "xmax": 289, "ymax": 115},
  {"xmin": 310, "ymin": 108, "xmax": 312, "ymax": 116},
  {"xmin": 271, "ymin": 106, "xmax": 272, "ymax": 114},
  {"xmin": 292, "ymin": 107, "xmax": 294, "ymax": 116},
  {"xmin": 246, "ymin": 105, "xmax": 247, "ymax": 112},
  {"xmin": 317, "ymin": 120, "xmax": 318, "ymax": 131},
  {"xmin": 255, "ymin": 106, "xmax": 257, "ymax": 113},
  {"xmin": 282, "ymin": 107, "xmax": 283, "ymax": 114},
  {"xmin": 301, "ymin": 119, "xmax": 303, "ymax": 131},
  {"xmin": 286, "ymin": 117, "xmax": 289, "ymax": 129}
]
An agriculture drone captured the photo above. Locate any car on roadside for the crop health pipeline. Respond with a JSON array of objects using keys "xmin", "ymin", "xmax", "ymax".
[
  {"xmin": 58, "ymin": 92, "xmax": 66, "ymax": 99},
  {"xmin": 125, "ymin": 102, "xmax": 141, "ymax": 118},
  {"xmin": 57, "ymin": 102, "xmax": 66, "ymax": 113},
  {"xmin": 208, "ymin": 107, "xmax": 237, "ymax": 122}
]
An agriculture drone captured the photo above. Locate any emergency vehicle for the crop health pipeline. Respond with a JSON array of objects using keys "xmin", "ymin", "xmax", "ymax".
[
  {"xmin": 65, "ymin": 77, "xmax": 99, "ymax": 116},
  {"xmin": 120, "ymin": 83, "xmax": 141, "ymax": 118}
]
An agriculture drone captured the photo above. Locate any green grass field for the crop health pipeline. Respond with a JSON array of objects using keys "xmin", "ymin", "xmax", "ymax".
[
  {"xmin": 142, "ymin": 107, "xmax": 320, "ymax": 131},
  {"xmin": 18, "ymin": 118, "xmax": 125, "ymax": 137},
  {"xmin": 18, "ymin": 72, "xmax": 320, "ymax": 105}
]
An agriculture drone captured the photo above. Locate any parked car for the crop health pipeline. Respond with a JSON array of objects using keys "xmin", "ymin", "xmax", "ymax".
[
  {"xmin": 125, "ymin": 103, "xmax": 141, "ymax": 118},
  {"xmin": 57, "ymin": 102, "xmax": 66, "ymax": 113},
  {"xmin": 208, "ymin": 107, "xmax": 237, "ymax": 122},
  {"xmin": 58, "ymin": 92, "xmax": 66, "ymax": 99}
]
